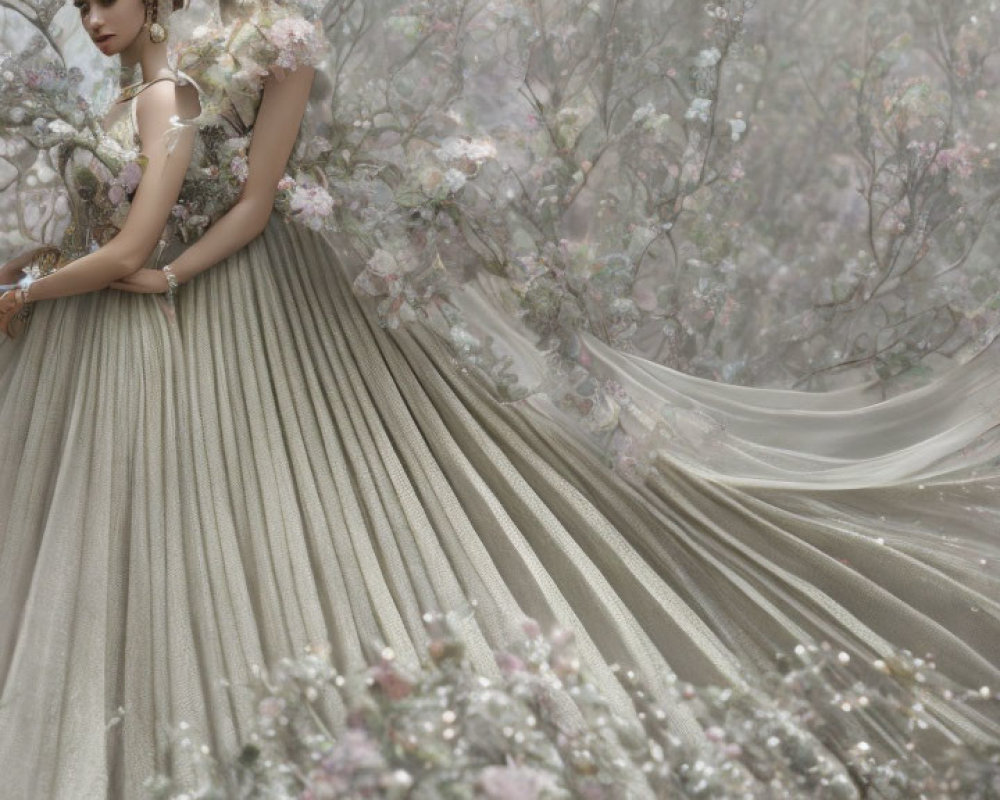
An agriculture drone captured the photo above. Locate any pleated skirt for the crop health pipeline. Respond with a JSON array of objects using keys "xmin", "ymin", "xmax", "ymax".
[{"xmin": 1, "ymin": 217, "xmax": 998, "ymax": 798}]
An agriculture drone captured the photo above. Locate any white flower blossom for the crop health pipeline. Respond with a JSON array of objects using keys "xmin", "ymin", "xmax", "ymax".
[
  {"xmin": 230, "ymin": 155, "xmax": 249, "ymax": 183},
  {"xmin": 287, "ymin": 182, "xmax": 334, "ymax": 230},
  {"xmin": 443, "ymin": 168, "xmax": 467, "ymax": 193},
  {"xmin": 685, "ymin": 97, "xmax": 713, "ymax": 122},
  {"xmin": 632, "ymin": 103, "xmax": 656, "ymax": 123},
  {"xmin": 367, "ymin": 249, "xmax": 398, "ymax": 277},
  {"xmin": 694, "ymin": 47, "xmax": 722, "ymax": 68},
  {"xmin": 265, "ymin": 16, "xmax": 326, "ymax": 71}
]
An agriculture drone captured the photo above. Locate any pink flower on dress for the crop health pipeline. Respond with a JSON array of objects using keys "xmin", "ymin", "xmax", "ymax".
[
  {"xmin": 494, "ymin": 651, "xmax": 527, "ymax": 675},
  {"xmin": 288, "ymin": 181, "xmax": 335, "ymax": 230},
  {"xmin": 230, "ymin": 155, "xmax": 249, "ymax": 183},
  {"xmin": 369, "ymin": 661, "xmax": 414, "ymax": 700},
  {"xmin": 324, "ymin": 728, "xmax": 385, "ymax": 771},
  {"xmin": 257, "ymin": 695, "xmax": 286, "ymax": 720},
  {"xmin": 107, "ymin": 160, "xmax": 144, "ymax": 206},
  {"xmin": 119, "ymin": 161, "xmax": 143, "ymax": 192},
  {"xmin": 265, "ymin": 15, "xmax": 326, "ymax": 71}
]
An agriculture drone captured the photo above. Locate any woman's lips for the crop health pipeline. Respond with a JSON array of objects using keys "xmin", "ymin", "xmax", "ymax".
[{"xmin": 94, "ymin": 34, "xmax": 114, "ymax": 48}]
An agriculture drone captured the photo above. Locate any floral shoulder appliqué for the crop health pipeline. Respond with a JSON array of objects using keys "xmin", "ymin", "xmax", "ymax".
[{"xmin": 173, "ymin": 2, "xmax": 328, "ymax": 133}]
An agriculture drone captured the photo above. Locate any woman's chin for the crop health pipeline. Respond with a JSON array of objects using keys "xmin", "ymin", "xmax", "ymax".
[{"xmin": 93, "ymin": 36, "xmax": 121, "ymax": 55}]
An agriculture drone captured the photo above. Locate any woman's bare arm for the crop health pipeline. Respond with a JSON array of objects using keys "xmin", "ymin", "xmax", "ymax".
[
  {"xmin": 110, "ymin": 66, "xmax": 315, "ymax": 295},
  {"xmin": 24, "ymin": 80, "xmax": 199, "ymax": 302}
]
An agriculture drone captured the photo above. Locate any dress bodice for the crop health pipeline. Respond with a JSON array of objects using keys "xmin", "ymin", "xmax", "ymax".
[
  {"xmin": 58, "ymin": 74, "xmax": 246, "ymax": 268},
  {"xmin": 59, "ymin": 102, "xmax": 143, "ymax": 262}
]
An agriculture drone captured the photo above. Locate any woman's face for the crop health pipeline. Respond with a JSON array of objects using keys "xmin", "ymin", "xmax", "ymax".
[{"xmin": 74, "ymin": 0, "xmax": 147, "ymax": 57}]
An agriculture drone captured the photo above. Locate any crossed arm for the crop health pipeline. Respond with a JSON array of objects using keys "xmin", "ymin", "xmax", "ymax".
[
  {"xmin": 111, "ymin": 66, "xmax": 315, "ymax": 295},
  {"xmin": 0, "ymin": 65, "xmax": 314, "ymax": 323},
  {"xmin": 15, "ymin": 79, "xmax": 199, "ymax": 303}
]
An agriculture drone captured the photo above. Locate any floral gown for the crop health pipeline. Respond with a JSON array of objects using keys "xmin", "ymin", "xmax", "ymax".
[{"xmin": 1, "ymin": 11, "xmax": 1000, "ymax": 800}]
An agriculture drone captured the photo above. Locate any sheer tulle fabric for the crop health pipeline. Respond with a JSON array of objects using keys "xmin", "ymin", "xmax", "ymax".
[
  {"xmin": 1, "ymin": 218, "xmax": 999, "ymax": 797},
  {"xmin": 456, "ymin": 278, "xmax": 1000, "ymax": 488}
]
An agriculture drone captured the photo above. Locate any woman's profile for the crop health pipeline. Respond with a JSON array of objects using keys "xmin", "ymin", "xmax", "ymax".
[{"xmin": 0, "ymin": 0, "xmax": 998, "ymax": 796}]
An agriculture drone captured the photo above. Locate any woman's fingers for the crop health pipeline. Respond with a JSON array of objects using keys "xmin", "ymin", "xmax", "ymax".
[{"xmin": 0, "ymin": 292, "xmax": 20, "ymax": 339}]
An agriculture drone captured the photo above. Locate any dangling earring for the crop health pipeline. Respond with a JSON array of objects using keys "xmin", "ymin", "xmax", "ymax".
[{"xmin": 146, "ymin": 0, "xmax": 167, "ymax": 43}]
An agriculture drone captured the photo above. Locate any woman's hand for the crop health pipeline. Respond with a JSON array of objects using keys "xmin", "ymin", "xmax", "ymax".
[
  {"xmin": 0, "ymin": 247, "xmax": 49, "ymax": 287},
  {"xmin": 110, "ymin": 269, "xmax": 169, "ymax": 294},
  {"xmin": 0, "ymin": 260, "xmax": 25, "ymax": 288},
  {"xmin": 0, "ymin": 288, "xmax": 29, "ymax": 339},
  {"xmin": 110, "ymin": 269, "xmax": 177, "ymax": 322}
]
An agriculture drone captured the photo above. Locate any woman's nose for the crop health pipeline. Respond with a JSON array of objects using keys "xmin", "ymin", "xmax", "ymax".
[{"xmin": 86, "ymin": 8, "xmax": 104, "ymax": 31}]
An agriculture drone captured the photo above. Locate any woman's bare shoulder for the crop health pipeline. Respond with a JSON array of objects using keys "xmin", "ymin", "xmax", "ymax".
[{"xmin": 133, "ymin": 77, "xmax": 201, "ymax": 123}]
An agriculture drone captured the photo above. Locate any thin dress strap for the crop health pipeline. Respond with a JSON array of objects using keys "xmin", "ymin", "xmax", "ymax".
[
  {"xmin": 121, "ymin": 74, "xmax": 194, "ymax": 141},
  {"xmin": 117, "ymin": 74, "xmax": 184, "ymax": 104}
]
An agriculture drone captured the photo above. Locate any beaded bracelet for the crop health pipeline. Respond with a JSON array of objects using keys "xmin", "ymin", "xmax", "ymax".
[{"xmin": 161, "ymin": 264, "xmax": 179, "ymax": 302}]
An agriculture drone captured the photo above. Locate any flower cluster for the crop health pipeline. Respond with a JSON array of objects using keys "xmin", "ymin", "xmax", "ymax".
[
  {"xmin": 0, "ymin": 46, "xmax": 89, "ymax": 132},
  {"xmin": 160, "ymin": 135, "xmax": 249, "ymax": 243},
  {"xmin": 278, "ymin": 175, "xmax": 337, "ymax": 230},
  {"xmin": 353, "ymin": 246, "xmax": 451, "ymax": 330},
  {"xmin": 264, "ymin": 13, "xmax": 328, "ymax": 72},
  {"xmin": 929, "ymin": 141, "xmax": 984, "ymax": 180},
  {"xmin": 144, "ymin": 608, "xmax": 1000, "ymax": 799},
  {"xmin": 347, "ymin": 133, "xmax": 503, "ymax": 327},
  {"xmin": 105, "ymin": 160, "xmax": 142, "ymax": 206}
]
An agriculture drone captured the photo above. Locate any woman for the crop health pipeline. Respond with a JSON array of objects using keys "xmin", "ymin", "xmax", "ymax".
[
  {"xmin": 0, "ymin": 0, "xmax": 998, "ymax": 796},
  {"xmin": 0, "ymin": 0, "xmax": 320, "ymax": 794}
]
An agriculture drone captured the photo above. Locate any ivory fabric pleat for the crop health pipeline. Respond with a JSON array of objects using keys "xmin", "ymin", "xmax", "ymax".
[{"xmin": 1, "ymin": 218, "xmax": 998, "ymax": 798}]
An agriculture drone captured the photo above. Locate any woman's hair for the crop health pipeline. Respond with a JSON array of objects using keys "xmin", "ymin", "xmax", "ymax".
[
  {"xmin": 217, "ymin": 0, "xmax": 253, "ymax": 25},
  {"xmin": 149, "ymin": 0, "xmax": 187, "ymax": 16}
]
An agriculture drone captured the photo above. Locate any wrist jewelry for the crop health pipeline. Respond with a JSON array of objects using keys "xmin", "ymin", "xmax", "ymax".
[{"xmin": 161, "ymin": 264, "xmax": 179, "ymax": 302}]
